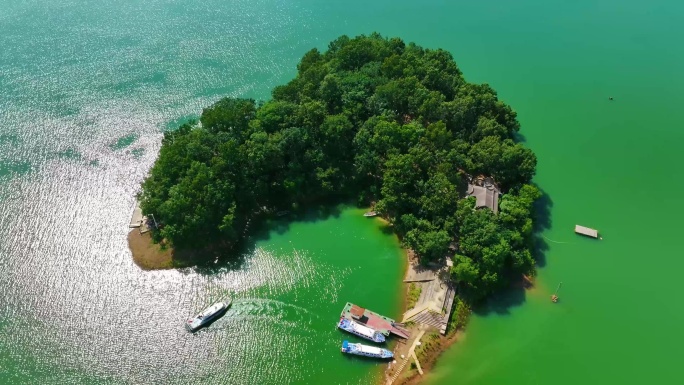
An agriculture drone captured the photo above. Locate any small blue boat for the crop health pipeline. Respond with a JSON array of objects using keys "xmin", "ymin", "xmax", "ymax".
[
  {"xmin": 337, "ymin": 317, "xmax": 385, "ymax": 343},
  {"xmin": 341, "ymin": 340, "xmax": 393, "ymax": 359}
]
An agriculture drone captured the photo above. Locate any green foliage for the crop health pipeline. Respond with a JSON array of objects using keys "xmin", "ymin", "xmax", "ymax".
[
  {"xmin": 140, "ymin": 34, "xmax": 539, "ymax": 302},
  {"xmin": 406, "ymin": 283, "xmax": 422, "ymax": 310},
  {"xmin": 414, "ymin": 332, "xmax": 442, "ymax": 362},
  {"xmin": 451, "ymin": 185, "xmax": 540, "ymax": 301},
  {"xmin": 448, "ymin": 298, "xmax": 472, "ymax": 332},
  {"xmin": 200, "ymin": 98, "xmax": 256, "ymax": 136}
]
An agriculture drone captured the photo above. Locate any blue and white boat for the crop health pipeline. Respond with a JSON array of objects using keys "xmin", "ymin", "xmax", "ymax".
[
  {"xmin": 337, "ymin": 317, "xmax": 385, "ymax": 343},
  {"xmin": 341, "ymin": 340, "xmax": 393, "ymax": 359}
]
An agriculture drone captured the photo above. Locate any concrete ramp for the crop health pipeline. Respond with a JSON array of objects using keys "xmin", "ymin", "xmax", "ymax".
[
  {"xmin": 406, "ymin": 309, "xmax": 444, "ymax": 329},
  {"xmin": 129, "ymin": 203, "xmax": 143, "ymax": 228},
  {"xmin": 404, "ymin": 264, "xmax": 437, "ymax": 282},
  {"xmin": 402, "ymin": 303, "xmax": 431, "ymax": 322}
]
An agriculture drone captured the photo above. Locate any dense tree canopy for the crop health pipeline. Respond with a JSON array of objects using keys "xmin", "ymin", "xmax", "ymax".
[{"xmin": 140, "ymin": 33, "xmax": 538, "ymax": 301}]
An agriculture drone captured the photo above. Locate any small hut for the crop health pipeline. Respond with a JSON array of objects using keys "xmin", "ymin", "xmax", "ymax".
[
  {"xmin": 349, "ymin": 304, "xmax": 365, "ymax": 320},
  {"xmin": 467, "ymin": 184, "xmax": 500, "ymax": 214}
]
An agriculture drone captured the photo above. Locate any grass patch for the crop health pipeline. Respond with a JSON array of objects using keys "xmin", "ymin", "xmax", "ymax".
[
  {"xmin": 406, "ymin": 283, "xmax": 422, "ymax": 310},
  {"xmin": 447, "ymin": 297, "xmax": 472, "ymax": 334},
  {"xmin": 414, "ymin": 332, "xmax": 441, "ymax": 362}
]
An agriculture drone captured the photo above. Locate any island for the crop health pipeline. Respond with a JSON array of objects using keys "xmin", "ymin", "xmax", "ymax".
[{"xmin": 131, "ymin": 33, "xmax": 539, "ymax": 384}]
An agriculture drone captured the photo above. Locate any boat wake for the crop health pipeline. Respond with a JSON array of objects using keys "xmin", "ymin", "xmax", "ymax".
[
  {"xmin": 229, "ymin": 298, "xmax": 319, "ymax": 323},
  {"xmin": 542, "ymin": 235, "xmax": 574, "ymax": 244}
]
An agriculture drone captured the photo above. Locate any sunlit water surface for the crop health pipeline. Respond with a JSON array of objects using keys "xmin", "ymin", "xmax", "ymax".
[
  {"xmin": 4, "ymin": 0, "xmax": 684, "ymax": 384},
  {"xmin": 0, "ymin": 1, "xmax": 406, "ymax": 384}
]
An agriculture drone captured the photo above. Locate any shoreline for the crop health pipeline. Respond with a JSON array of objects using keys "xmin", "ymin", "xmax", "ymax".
[
  {"xmin": 128, "ymin": 229, "xmax": 199, "ymax": 270},
  {"xmin": 128, "ymin": 209, "xmax": 523, "ymax": 384},
  {"xmin": 127, "ymin": 211, "xmax": 463, "ymax": 383},
  {"xmin": 384, "ymin": 250, "xmax": 537, "ymax": 385},
  {"xmin": 383, "ymin": 251, "xmax": 465, "ymax": 385},
  {"xmin": 382, "ymin": 248, "xmax": 473, "ymax": 385},
  {"xmin": 128, "ymin": 229, "xmax": 174, "ymax": 270},
  {"xmin": 397, "ymin": 330, "xmax": 464, "ymax": 385}
]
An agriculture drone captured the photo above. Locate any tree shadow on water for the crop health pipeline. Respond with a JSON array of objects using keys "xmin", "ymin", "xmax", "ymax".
[
  {"xmin": 471, "ymin": 185, "xmax": 553, "ymax": 317},
  {"xmin": 532, "ymin": 186, "xmax": 553, "ymax": 268},
  {"xmin": 178, "ymin": 204, "xmax": 347, "ymax": 276},
  {"xmin": 473, "ymin": 284, "xmax": 527, "ymax": 317},
  {"xmin": 514, "ymin": 132, "xmax": 528, "ymax": 144},
  {"xmin": 377, "ymin": 219, "xmax": 395, "ymax": 236},
  {"xmin": 173, "ymin": 246, "xmax": 249, "ymax": 277},
  {"xmin": 256, "ymin": 204, "xmax": 344, "ymax": 237}
]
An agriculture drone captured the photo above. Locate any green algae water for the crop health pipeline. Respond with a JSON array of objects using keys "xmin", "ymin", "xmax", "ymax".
[
  {"xmin": 2, "ymin": 0, "xmax": 684, "ymax": 384},
  {"xmin": 341, "ymin": 1, "xmax": 684, "ymax": 383},
  {"xmin": 419, "ymin": 1, "xmax": 684, "ymax": 384}
]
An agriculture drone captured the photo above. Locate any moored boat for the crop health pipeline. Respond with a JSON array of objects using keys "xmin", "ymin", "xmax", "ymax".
[
  {"xmin": 363, "ymin": 211, "xmax": 378, "ymax": 217},
  {"xmin": 337, "ymin": 317, "xmax": 385, "ymax": 343},
  {"xmin": 186, "ymin": 300, "xmax": 231, "ymax": 332},
  {"xmin": 341, "ymin": 340, "xmax": 393, "ymax": 359}
]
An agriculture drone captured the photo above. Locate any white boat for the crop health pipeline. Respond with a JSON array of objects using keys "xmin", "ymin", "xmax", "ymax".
[
  {"xmin": 363, "ymin": 211, "xmax": 378, "ymax": 217},
  {"xmin": 337, "ymin": 317, "xmax": 385, "ymax": 343},
  {"xmin": 341, "ymin": 340, "xmax": 393, "ymax": 359},
  {"xmin": 185, "ymin": 301, "xmax": 230, "ymax": 332}
]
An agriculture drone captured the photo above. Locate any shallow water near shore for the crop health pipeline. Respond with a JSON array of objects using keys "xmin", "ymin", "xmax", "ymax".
[{"xmin": 2, "ymin": 0, "xmax": 684, "ymax": 384}]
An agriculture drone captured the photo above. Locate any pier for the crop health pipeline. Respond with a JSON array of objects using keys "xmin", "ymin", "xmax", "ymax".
[
  {"xmin": 129, "ymin": 202, "xmax": 143, "ymax": 228},
  {"xmin": 575, "ymin": 225, "xmax": 598, "ymax": 238},
  {"xmin": 341, "ymin": 303, "xmax": 410, "ymax": 339},
  {"xmin": 130, "ymin": 201, "xmax": 151, "ymax": 234}
]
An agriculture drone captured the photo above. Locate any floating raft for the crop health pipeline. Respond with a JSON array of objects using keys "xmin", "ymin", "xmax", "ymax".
[
  {"xmin": 341, "ymin": 302, "xmax": 410, "ymax": 339},
  {"xmin": 575, "ymin": 225, "xmax": 598, "ymax": 238}
]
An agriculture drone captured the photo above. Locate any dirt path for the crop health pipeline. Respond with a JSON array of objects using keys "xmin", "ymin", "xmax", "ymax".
[{"xmin": 386, "ymin": 328, "xmax": 426, "ymax": 385}]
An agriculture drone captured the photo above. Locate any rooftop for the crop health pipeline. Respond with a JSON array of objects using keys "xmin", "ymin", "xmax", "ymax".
[
  {"xmin": 350, "ymin": 304, "xmax": 365, "ymax": 319},
  {"xmin": 351, "ymin": 322, "xmax": 377, "ymax": 338},
  {"xmin": 358, "ymin": 344, "xmax": 382, "ymax": 355},
  {"xmin": 467, "ymin": 183, "xmax": 499, "ymax": 214}
]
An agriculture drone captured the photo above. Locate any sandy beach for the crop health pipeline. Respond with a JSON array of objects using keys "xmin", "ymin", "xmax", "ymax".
[{"xmin": 128, "ymin": 229, "xmax": 174, "ymax": 270}]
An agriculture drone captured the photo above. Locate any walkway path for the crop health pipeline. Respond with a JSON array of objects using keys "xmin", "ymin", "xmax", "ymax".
[
  {"xmin": 387, "ymin": 329, "xmax": 426, "ymax": 385},
  {"xmin": 411, "ymin": 351, "xmax": 423, "ymax": 375},
  {"xmin": 402, "ymin": 303, "xmax": 431, "ymax": 322}
]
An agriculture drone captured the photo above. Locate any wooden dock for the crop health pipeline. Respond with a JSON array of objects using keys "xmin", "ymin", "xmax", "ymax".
[
  {"xmin": 575, "ymin": 225, "xmax": 598, "ymax": 238},
  {"xmin": 129, "ymin": 202, "xmax": 143, "ymax": 228}
]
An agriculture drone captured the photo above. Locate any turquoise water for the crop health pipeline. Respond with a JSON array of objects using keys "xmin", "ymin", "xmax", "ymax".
[
  {"xmin": 2, "ymin": 0, "xmax": 683, "ymax": 384},
  {"xmin": 420, "ymin": 1, "xmax": 684, "ymax": 384}
]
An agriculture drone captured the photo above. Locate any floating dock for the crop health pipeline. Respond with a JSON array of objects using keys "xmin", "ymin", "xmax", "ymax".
[
  {"xmin": 341, "ymin": 302, "xmax": 410, "ymax": 339},
  {"xmin": 130, "ymin": 201, "xmax": 152, "ymax": 233},
  {"xmin": 575, "ymin": 225, "xmax": 598, "ymax": 238}
]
